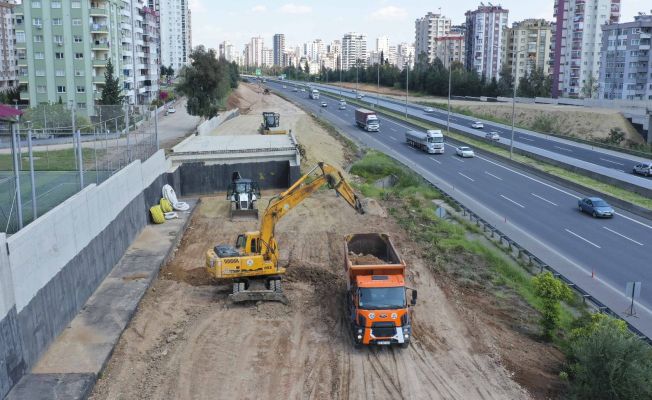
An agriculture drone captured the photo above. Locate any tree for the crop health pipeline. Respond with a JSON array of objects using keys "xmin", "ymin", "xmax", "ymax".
[
  {"xmin": 161, "ymin": 65, "xmax": 168, "ymax": 78},
  {"xmin": 532, "ymin": 271, "xmax": 572, "ymax": 340},
  {"xmin": 0, "ymin": 86, "xmax": 20, "ymax": 104},
  {"xmin": 497, "ymin": 65, "xmax": 513, "ymax": 97},
  {"xmin": 567, "ymin": 314, "xmax": 652, "ymax": 399},
  {"xmin": 176, "ymin": 46, "xmax": 236, "ymax": 119},
  {"xmin": 304, "ymin": 61, "xmax": 310, "ymax": 74},
  {"xmin": 99, "ymin": 58, "xmax": 123, "ymax": 105},
  {"xmin": 581, "ymin": 72, "xmax": 599, "ymax": 99},
  {"xmin": 167, "ymin": 65, "xmax": 175, "ymax": 77}
]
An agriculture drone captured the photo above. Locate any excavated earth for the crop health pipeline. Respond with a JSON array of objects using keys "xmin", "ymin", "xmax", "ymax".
[{"xmin": 89, "ymin": 84, "xmax": 563, "ymax": 400}]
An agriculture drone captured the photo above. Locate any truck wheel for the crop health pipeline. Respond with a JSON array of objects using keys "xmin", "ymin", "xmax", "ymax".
[
  {"xmin": 273, "ymin": 279, "xmax": 282, "ymax": 293},
  {"xmin": 353, "ymin": 340, "xmax": 363, "ymax": 350},
  {"xmin": 400, "ymin": 342, "xmax": 409, "ymax": 349}
]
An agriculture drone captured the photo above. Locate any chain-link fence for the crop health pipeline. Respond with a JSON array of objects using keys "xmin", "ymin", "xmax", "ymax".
[{"xmin": 0, "ymin": 104, "xmax": 160, "ymax": 233}]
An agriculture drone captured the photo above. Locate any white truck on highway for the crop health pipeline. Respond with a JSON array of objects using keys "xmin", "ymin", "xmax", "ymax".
[
  {"xmin": 355, "ymin": 108, "xmax": 380, "ymax": 132},
  {"xmin": 309, "ymin": 89, "xmax": 320, "ymax": 99},
  {"xmin": 405, "ymin": 129, "xmax": 445, "ymax": 154}
]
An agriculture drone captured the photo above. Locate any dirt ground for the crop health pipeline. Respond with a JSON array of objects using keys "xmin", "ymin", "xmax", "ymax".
[
  {"xmin": 89, "ymin": 85, "xmax": 564, "ymax": 400},
  {"xmin": 330, "ymin": 82, "xmax": 642, "ymax": 144}
]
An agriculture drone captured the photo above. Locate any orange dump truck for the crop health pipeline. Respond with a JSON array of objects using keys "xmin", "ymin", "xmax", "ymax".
[{"xmin": 345, "ymin": 233, "xmax": 417, "ymax": 348}]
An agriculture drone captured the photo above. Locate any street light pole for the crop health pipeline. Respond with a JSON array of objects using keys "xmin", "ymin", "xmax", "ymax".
[
  {"xmin": 377, "ymin": 61, "xmax": 380, "ymax": 109},
  {"xmin": 447, "ymin": 54, "xmax": 452, "ymax": 135},
  {"xmin": 510, "ymin": 47, "xmax": 519, "ymax": 160},
  {"xmin": 405, "ymin": 59, "xmax": 409, "ymax": 119}
]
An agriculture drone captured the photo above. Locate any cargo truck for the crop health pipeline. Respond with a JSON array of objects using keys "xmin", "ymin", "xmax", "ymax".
[
  {"xmin": 405, "ymin": 129, "xmax": 445, "ymax": 154},
  {"xmin": 355, "ymin": 108, "xmax": 380, "ymax": 132},
  {"xmin": 309, "ymin": 89, "xmax": 320, "ymax": 99},
  {"xmin": 345, "ymin": 233, "xmax": 417, "ymax": 348}
]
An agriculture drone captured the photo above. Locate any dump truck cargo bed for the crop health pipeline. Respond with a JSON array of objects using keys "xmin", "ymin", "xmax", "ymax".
[{"xmin": 345, "ymin": 233, "xmax": 406, "ymax": 284}]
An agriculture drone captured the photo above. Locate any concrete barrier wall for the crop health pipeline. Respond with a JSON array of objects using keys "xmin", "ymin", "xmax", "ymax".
[
  {"xmin": 196, "ymin": 109, "xmax": 240, "ymax": 136},
  {"xmin": 0, "ymin": 149, "xmax": 171, "ymax": 399}
]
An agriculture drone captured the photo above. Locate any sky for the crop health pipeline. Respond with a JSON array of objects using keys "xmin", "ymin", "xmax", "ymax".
[{"xmin": 189, "ymin": 0, "xmax": 652, "ymax": 51}]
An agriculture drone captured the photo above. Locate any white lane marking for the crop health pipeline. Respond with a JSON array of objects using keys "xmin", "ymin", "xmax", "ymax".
[
  {"xmin": 429, "ymin": 157, "xmax": 442, "ymax": 164},
  {"xmin": 390, "ymin": 128, "xmax": 397, "ymax": 132},
  {"xmin": 458, "ymin": 172, "xmax": 474, "ymax": 182},
  {"xmin": 603, "ymin": 226, "xmax": 644, "ymax": 246},
  {"xmin": 452, "ymin": 157, "xmax": 465, "ymax": 163},
  {"xmin": 500, "ymin": 194, "xmax": 525, "ymax": 208},
  {"xmin": 531, "ymin": 193, "xmax": 558, "ymax": 206},
  {"xmin": 565, "ymin": 228, "xmax": 601, "ymax": 249},
  {"xmin": 389, "ymin": 136, "xmax": 398, "ymax": 142},
  {"xmin": 554, "ymin": 145, "xmax": 573, "ymax": 152},
  {"xmin": 599, "ymin": 158, "xmax": 625, "ymax": 166},
  {"xmin": 519, "ymin": 137, "xmax": 535, "ymax": 142},
  {"xmin": 484, "ymin": 171, "xmax": 503, "ymax": 181}
]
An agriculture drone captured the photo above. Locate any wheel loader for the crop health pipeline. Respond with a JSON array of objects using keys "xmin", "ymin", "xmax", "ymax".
[
  {"xmin": 206, "ymin": 162, "xmax": 365, "ymax": 304},
  {"xmin": 228, "ymin": 172, "xmax": 260, "ymax": 219},
  {"xmin": 259, "ymin": 112, "xmax": 288, "ymax": 135}
]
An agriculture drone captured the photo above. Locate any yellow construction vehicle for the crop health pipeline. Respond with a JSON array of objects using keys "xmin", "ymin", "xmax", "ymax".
[
  {"xmin": 259, "ymin": 112, "xmax": 288, "ymax": 135},
  {"xmin": 206, "ymin": 162, "xmax": 364, "ymax": 303}
]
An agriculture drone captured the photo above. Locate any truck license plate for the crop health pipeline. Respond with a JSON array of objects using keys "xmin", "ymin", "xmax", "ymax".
[{"xmin": 377, "ymin": 341, "xmax": 391, "ymax": 345}]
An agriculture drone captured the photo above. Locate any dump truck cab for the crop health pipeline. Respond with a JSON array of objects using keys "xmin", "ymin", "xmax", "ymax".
[{"xmin": 345, "ymin": 233, "xmax": 417, "ymax": 348}]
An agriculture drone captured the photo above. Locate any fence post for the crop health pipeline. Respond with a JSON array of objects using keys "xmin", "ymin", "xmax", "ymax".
[
  {"xmin": 125, "ymin": 104, "xmax": 131, "ymax": 163},
  {"xmin": 76, "ymin": 129, "xmax": 84, "ymax": 190},
  {"xmin": 11, "ymin": 123, "xmax": 23, "ymax": 230},
  {"xmin": 27, "ymin": 124, "xmax": 37, "ymax": 220},
  {"xmin": 154, "ymin": 106, "xmax": 159, "ymax": 151}
]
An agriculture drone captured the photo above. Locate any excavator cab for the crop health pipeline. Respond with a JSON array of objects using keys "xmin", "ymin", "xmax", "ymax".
[{"xmin": 259, "ymin": 112, "xmax": 288, "ymax": 135}]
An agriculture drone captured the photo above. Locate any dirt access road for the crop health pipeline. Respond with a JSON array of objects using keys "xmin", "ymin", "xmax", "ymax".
[{"xmin": 90, "ymin": 85, "xmax": 540, "ymax": 400}]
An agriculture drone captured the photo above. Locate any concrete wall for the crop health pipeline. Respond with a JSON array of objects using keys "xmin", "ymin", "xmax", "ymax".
[
  {"xmin": 179, "ymin": 161, "xmax": 300, "ymax": 195},
  {"xmin": 196, "ymin": 109, "xmax": 240, "ymax": 136},
  {"xmin": 0, "ymin": 150, "xmax": 171, "ymax": 399}
]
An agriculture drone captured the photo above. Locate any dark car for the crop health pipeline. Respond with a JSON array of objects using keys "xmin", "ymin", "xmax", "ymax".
[{"xmin": 578, "ymin": 197, "xmax": 614, "ymax": 218}]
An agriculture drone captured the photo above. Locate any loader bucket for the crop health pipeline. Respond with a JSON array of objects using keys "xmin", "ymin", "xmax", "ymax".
[{"xmin": 230, "ymin": 208, "xmax": 259, "ymax": 220}]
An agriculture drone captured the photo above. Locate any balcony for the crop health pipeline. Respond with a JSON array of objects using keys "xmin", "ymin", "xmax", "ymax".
[
  {"xmin": 90, "ymin": 8, "xmax": 107, "ymax": 16},
  {"xmin": 93, "ymin": 75, "xmax": 106, "ymax": 84},
  {"xmin": 90, "ymin": 23, "xmax": 108, "ymax": 32},
  {"xmin": 92, "ymin": 41, "xmax": 110, "ymax": 50},
  {"xmin": 20, "ymin": 91, "xmax": 29, "ymax": 100},
  {"xmin": 92, "ymin": 59, "xmax": 108, "ymax": 67}
]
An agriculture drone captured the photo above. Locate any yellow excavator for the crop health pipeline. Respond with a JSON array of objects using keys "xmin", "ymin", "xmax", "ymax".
[{"xmin": 206, "ymin": 162, "xmax": 364, "ymax": 303}]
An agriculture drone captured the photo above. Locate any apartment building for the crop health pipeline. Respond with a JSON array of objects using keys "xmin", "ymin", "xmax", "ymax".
[
  {"xmin": 0, "ymin": 0, "xmax": 16, "ymax": 92},
  {"xmin": 464, "ymin": 4, "xmax": 509, "ymax": 80},
  {"xmin": 246, "ymin": 36, "xmax": 263, "ymax": 67},
  {"xmin": 503, "ymin": 19, "xmax": 553, "ymax": 88},
  {"xmin": 341, "ymin": 32, "xmax": 367, "ymax": 70},
  {"xmin": 551, "ymin": 0, "xmax": 620, "ymax": 98},
  {"xmin": 218, "ymin": 40, "xmax": 235, "ymax": 61},
  {"xmin": 397, "ymin": 42, "xmax": 415, "ymax": 69},
  {"xmin": 158, "ymin": 0, "xmax": 190, "ymax": 71},
  {"xmin": 262, "ymin": 47, "xmax": 272, "ymax": 67},
  {"xmin": 273, "ymin": 33, "xmax": 284, "ymax": 66},
  {"xmin": 16, "ymin": 0, "xmax": 123, "ymax": 112},
  {"xmin": 599, "ymin": 14, "xmax": 652, "ymax": 100},
  {"xmin": 415, "ymin": 12, "xmax": 452, "ymax": 63},
  {"xmin": 121, "ymin": 0, "xmax": 160, "ymax": 106}
]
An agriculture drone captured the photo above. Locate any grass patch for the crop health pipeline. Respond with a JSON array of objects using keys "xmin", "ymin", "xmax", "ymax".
[
  {"xmin": 352, "ymin": 150, "xmax": 581, "ymax": 336},
  {"xmin": 345, "ymin": 97, "xmax": 652, "ymax": 211},
  {"xmin": 0, "ymin": 147, "xmax": 97, "ymax": 171}
]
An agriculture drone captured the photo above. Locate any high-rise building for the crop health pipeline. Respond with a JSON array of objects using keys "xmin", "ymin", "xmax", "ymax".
[
  {"xmin": 219, "ymin": 40, "xmax": 236, "ymax": 61},
  {"xmin": 0, "ymin": 0, "xmax": 16, "ymax": 92},
  {"xmin": 502, "ymin": 19, "xmax": 553, "ymax": 89},
  {"xmin": 158, "ymin": 0, "xmax": 191, "ymax": 72},
  {"xmin": 433, "ymin": 34, "xmax": 465, "ymax": 68},
  {"xmin": 376, "ymin": 35, "xmax": 389, "ymax": 57},
  {"xmin": 387, "ymin": 45, "xmax": 397, "ymax": 66},
  {"xmin": 273, "ymin": 33, "xmax": 285, "ymax": 66},
  {"xmin": 15, "ymin": 0, "xmax": 123, "ymax": 112},
  {"xmin": 397, "ymin": 42, "xmax": 415, "ymax": 69},
  {"xmin": 551, "ymin": 0, "xmax": 620, "ymax": 98},
  {"xmin": 415, "ymin": 12, "xmax": 452, "ymax": 62},
  {"xmin": 464, "ymin": 4, "xmax": 509, "ymax": 81},
  {"xmin": 247, "ymin": 36, "xmax": 264, "ymax": 67},
  {"xmin": 262, "ymin": 48, "xmax": 273, "ymax": 67},
  {"xmin": 341, "ymin": 32, "xmax": 367, "ymax": 70},
  {"xmin": 599, "ymin": 15, "xmax": 652, "ymax": 100},
  {"xmin": 307, "ymin": 39, "xmax": 325, "ymax": 62}
]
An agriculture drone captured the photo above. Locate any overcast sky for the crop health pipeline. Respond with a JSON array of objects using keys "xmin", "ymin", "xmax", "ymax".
[{"xmin": 189, "ymin": 0, "xmax": 651, "ymax": 51}]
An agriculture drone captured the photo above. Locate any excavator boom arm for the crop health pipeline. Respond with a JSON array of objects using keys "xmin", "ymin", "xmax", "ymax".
[{"xmin": 258, "ymin": 163, "xmax": 363, "ymax": 259}]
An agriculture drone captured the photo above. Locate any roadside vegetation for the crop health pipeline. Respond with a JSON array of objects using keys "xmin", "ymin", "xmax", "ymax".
[
  {"xmin": 351, "ymin": 150, "xmax": 652, "ymax": 398},
  {"xmin": 176, "ymin": 46, "xmax": 240, "ymax": 119}
]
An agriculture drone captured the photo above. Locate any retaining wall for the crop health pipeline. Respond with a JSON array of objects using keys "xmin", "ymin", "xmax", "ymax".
[
  {"xmin": 0, "ymin": 150, "xmax": 171, "ymax": 399},
  {"xmin": 196, "ymin": 109, "xmax": 240, "ymax": 136},
  {"xmin": 179, "ymin": 160, "xmax": 300, "ymax": 195}
]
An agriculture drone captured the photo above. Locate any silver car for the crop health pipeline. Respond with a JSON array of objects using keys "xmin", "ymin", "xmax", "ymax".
[
  {"xmin": 456, "ymin": 146, "xmax": 475, "ymax": 158},
  {"xmin": 633, "ymin": 162, "xmax": 652, "ymax": 177}
]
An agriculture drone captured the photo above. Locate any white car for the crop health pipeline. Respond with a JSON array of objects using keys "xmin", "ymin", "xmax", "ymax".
[
  {"xmin": 485, "ymin": 131, "xmax": 500, "ymax": 141},
  {"xmin": 292, "ymin": 87, "xmax": 298, "ymax": 92},
  {"xmin": 282, "ymin": 85, "xmax": 287, "ymax": 89},
  {"xmin": 423, "ymin": 107, "xmax": 435, "ymax": 113},
  {"xmin": 456, "ymin": 146, "xmax": 475, "ymax": 158},
  {"xmin": 320, "ymin": 101, "xmax": 328, "ymax": 107},
  {"xmin": 356, "ymin": 94, "xmax": 363, "ymax": 99},
  {"xmin": 301, "ymin": 88, "xmax": 306, "ymax": 92},
  {"xmin": 338, "ymin": 101, "xmax": 346, "ymax": 110},
  {"xmin": 471, "ymin": 121, "xmax": 484, "ymax": 129},
  {"xmin": 166, "ymin": 107, "xmax": 176, "ymax": 114}
]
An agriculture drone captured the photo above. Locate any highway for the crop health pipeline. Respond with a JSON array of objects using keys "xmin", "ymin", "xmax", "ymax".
[
  {"xmin": 300, "ymin": 81, "xmax": 652, "ymax": 193},
  {"xmin": 266, "ymin": 80, "xmax": 652, "ymax": 336}
]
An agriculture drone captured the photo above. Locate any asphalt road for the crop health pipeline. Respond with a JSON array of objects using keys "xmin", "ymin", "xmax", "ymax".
[
  {"xmin": 268, "ymin": 80, "xmax": 652, "ymax": 336},
  {"xmin": 299, "ymin": 81, "xmax": 652, "ymax": 193}
]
